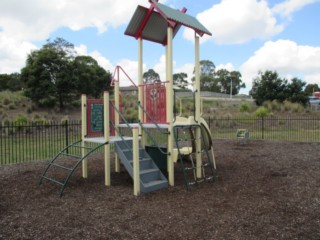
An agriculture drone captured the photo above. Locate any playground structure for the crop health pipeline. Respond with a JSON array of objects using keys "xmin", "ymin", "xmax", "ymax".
[{"xmin": 39, "ymin": 0, "xmax": 216, "ymax": 196}]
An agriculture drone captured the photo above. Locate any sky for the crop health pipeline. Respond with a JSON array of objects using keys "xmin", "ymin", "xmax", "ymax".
[{"xmin": 0, "ymin": 0, "xmax": 320, "ymax": 94}]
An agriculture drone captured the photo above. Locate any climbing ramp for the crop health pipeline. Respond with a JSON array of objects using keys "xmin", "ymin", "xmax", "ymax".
[
  {"xmin": 39, "ymin": 139, "xmax": 107, "ymax": 197},
  {"xmin": 114, "ymin": 139, "xmax": 168, "ymax": 193},
  {"xmin": 173, "ymin": 124, "xmax": 216, "ymax": 190}
]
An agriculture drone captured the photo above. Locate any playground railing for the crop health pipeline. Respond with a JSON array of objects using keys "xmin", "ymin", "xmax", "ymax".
[{"xmin": 137, "ymin": 101, "xmax": 169, "ymax": 155}]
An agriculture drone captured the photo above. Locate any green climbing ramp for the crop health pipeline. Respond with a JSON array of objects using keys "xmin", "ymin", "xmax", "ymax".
[{"xmin": 39, "ymin": 139, "xmax": 107, "ymax": 197}]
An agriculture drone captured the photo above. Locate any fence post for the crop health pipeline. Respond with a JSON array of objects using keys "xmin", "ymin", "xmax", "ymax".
[
  {"xmin": 262, "ymin": 116, "xmax": 264, "ymax": 140},
  {"xmin": 65, "ymin": 120, "xmax": 69, "ymax": 154}
]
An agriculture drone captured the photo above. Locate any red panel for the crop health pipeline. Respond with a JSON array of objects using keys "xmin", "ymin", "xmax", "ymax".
[{"xmin": 143, "ymin": 82, "xmax": 167, "ymax": 124}]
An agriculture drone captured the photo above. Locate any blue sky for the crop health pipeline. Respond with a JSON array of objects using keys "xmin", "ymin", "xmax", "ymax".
[{"xmin": 0, "ymin": 0, "xmax": 319, "ymax": 94}]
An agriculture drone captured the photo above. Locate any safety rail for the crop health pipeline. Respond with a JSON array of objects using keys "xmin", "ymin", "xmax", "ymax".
[
  {"xmin": 109, "ymin": 101, "xmax": 134, "ymax": 153},
  {"xmin": 137, "ymin": 101, "xmax": 169, "ymax": 156}
]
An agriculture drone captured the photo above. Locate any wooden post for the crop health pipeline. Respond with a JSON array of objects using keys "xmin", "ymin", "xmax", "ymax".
[
  {"xmin": 114, "ymin": 67, "xmax": 120, "ymax": 173},
  {"xmin": 104, "ymin": 92, "xmax": 111, "ymax": 186},
  {"xmin": 195, "ymin": 35, "xmax": 202, "ymax": 178},
  {"xmin": 132, "ymin": 127, "xmax": 140, "ymax": 196},
  {"xmin": 81, "ymin": 94, "xmax": 88, "ymax": 178},
  {"xmin": 166, "ymin": 26, "xmax": 174, "ymax": 186}
]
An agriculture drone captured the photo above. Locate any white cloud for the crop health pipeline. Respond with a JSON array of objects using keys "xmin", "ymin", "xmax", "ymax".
[
  {"xmin": 0, "ymin": 0, "xmax": 149, "ymax": 74},
  {"xmin": 240, "ymin": 39, "xmax": 320, "ymax": 93},
  {"xmin": 0, "ymin": 34, "xmax": 37, "ymax": 74},
  {"xmin": 272, "ymin": 0, "xmax": 320, "ymax": 18},
  {"xmin": 75, "ymin": 44, "xmax": 114, "ymax": 71},
  {"xmin": 0, "ymin": 0, "xmax": 149, "ymax": 42},
  {"xmin": 216, "ymin": 63, "xmax": 235, "ymax": 72},
  {"xmin": 184, "ymin": 0, "xmax": 283, "ymax": 44}
]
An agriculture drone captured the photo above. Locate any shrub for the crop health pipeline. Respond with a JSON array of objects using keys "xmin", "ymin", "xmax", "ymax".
[
  {"xmin": 14, "ymin": 115, "xmax": 28, "ymax": 124},
  {"xmin": 3, "ymin": 98, "xmax": 10, "ymax": 105},
  {"xmin": 239, "ymin": 103, "xmax": 250, "ymax": 113},
  {"xmin": 255, "ymin": 106, "xmax": 270, "ymax": 118}
]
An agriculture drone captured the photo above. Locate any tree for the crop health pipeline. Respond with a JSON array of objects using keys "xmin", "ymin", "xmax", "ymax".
[
  {"xmin": 0, "ymin": 73, "xmax": 23, "ymax": 91},
  {"xmin": 193, "ymin": 60, "xmax": 217, "ymax": 91},
  {"xmin": 285, "ymin": 78, "xmax": 308, "ymax": 105},
  {"xmin": 173, "ymin": 72, "xmax": 188, "ymax": 89},
  {"xmin": 304, "ymin": 83, "xmax": 320, "ymax": 96},
  {"xmin": 200, "ymin": 60, "xmax": 215, "ymax": 77},
  {"xmin": 143, "ymin": 69, "xmax": 160, "ymax": 84},
  {"xmin": 250, "ymin": 70, "xmax": 288, "ymax": 105},
  {"xmin": 72, "ymin": 56, "xmax": 111, "ymax": 98},
  {"xmin": 215, "ymin": 69, "xmax": 245, "ymax": 95},
  {"xmin": 21, "ymin": 38, "xmax": 75, "ymax": 108}
]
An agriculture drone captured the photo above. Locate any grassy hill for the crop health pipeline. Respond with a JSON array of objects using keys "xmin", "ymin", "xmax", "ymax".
[{"xmin": 0, "ymin": 91, "xmax": 319, "ymax": 123}]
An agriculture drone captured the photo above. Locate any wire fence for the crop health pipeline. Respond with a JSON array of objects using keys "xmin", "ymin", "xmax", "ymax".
[{"xmin": 1, "ymin": 116, "xmax": 319, "ymax": 165}]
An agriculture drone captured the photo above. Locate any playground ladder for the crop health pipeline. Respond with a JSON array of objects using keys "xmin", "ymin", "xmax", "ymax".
[
  {"xmin": 39, "ymin": 139, "xmax": 106, "ymax": 197},
  {"xmin": 114, "ymin": 139, "xmax": 168, "ymax": 193},
  {"xmin": 173, "ymin": 124, "xmax": 216, "ymax": 190}
]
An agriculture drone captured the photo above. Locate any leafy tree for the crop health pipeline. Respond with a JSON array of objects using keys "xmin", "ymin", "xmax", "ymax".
[
  {"xmin": 21, "ymin": 38, "xmax": 75, "ymax": 108},
  {"xmin": 72, "ymin": 56, "xmax": 111, "ymax": 98},
  {"xmin": 250, "ymin": 70, "xmax": 310, "ymax": 106},
  {"xmin": 200, "ymin": 60, "xmax": 215, "ymax": 77},
  {"xmin": 200, "ymin": 75, "xmax": 220, "ymax": 91},
  {"xmin": 304, "ymin": 83, "xmax": 320, "ymax": 96},
  {"xmin": 0, "ymin": 74, "xmax": 11, "ymax": 91},
  {"xmin": 143, "ymin": 69, "xmax": 160, "ymax": 84},
  {"xmin": 0, "ymin": 73, "xmax": 23, "ymax": 91},
  {"xmin": 250, "ymin": 70, "xmax": 287, "ymax": 105},
  {"xmin": 173, "ymin": 72, "xmax": 188, "ymax": 89},
  {"xmin": 285, "ymin": 78, "xmax": 308, "ymax": 105},
  {"xmin": 215, "ymin": 69, "xmax": 245, "ymax": 95}
]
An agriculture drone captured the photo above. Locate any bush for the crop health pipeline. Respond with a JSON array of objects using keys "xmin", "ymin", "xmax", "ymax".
[
  {"xmin": 239, "ymin": 103, "xmax": 250, "ymax": 113},
  {"xmin": 3, "ymin": 98, "xmax": 10, "ymax": 105},
  {"xmin": 255, "ymin": 106, "xmax": 270, "ymax": 118},
  {"xmin": 14, "ymin": 115, "xmax": 28, "ymax": 124}
]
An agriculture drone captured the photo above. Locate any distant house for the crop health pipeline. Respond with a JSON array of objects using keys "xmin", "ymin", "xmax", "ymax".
[{"xmin": 119, "ymin": 86, "xmax": 138, "ymax": 96}]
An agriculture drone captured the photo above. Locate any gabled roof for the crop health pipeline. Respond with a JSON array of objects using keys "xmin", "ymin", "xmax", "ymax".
[{"xmin": 124, "ymin": 0, "xmax": 212, "ymax": 45}]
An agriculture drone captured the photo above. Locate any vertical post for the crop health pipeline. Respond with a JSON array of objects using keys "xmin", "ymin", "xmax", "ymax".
[
  {"xmin": 65, "ymin": 120, "xmax": 69, "ymax": 154},
  {"xmin": 194, "ymin": 34, "xmax": 202, "ymax": 178},
  {"xmin": 132, "ymin": 127, "xmax": 140, "ymax": 196},
  {"xmin": 138, "ymin": 37, "xmax": 146, "ymax": 146},
  {"xmin": 104, "ymin": 92, "xmax": 111, "ymax": 186},
  {"xmin": 81, "ymin": 94, "xmax": 88, "ymax": 178},
  {"xmin": 230, "ymin": 78, "xmax": 233, "ymax": 99},
  {"xmin": 166, "ymin": 26, "xmax": 174, "ymax": 186},
  {"xmin": 114, "ymin": 67, "xmax": 120, "ymax": 172}
]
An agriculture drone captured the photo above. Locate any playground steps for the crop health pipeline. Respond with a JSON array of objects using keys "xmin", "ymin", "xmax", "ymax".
[
  {"xmin": 114, "ymin": 140, "xmax": 168, "ymax": 193},
  {"xmin": 39, "ymin": 140, "xmax": 106, "ymax": 197},
  {"xmin": 173, "ymin": 124, "xmax": 216, "ymax": 190}
]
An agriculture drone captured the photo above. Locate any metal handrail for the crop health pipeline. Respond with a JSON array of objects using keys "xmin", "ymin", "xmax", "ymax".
[
  {"xmin": 136, "ymin": 101, "xmax": 168, "ymax": 155},
  {"xmin": 109, "ymin": 101, "xmax": 132, "ymax": 130},
  {"xmin": 137, "ymin": 101, "xmax": 168, "ymax": 134}
]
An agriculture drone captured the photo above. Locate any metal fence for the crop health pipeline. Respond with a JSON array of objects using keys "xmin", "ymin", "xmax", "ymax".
[
  {"xmin": 1, "ymin": 116, "xmax": 319, "ymax": 165},
  {"xmin": 207, "ymin": 116, "xmax": 320, "ymax": 142},
  {"xmin": 0, "ymin": 120, "xmax": 82, "ymax": 165}
]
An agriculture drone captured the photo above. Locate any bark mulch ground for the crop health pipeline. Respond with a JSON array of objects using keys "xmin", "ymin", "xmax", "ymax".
[{"xmin": 1, "ymin": 140, "xmax": 320, "ymax": 239}]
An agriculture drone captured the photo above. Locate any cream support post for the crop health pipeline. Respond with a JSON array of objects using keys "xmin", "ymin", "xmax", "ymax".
[
  {"xmin": 194, "ymin": 35, "xmax": 202, "ymax": 178},
  {"xmin": 138, "ymin": 37, "xmax": 146, "ymax": 147},
  {"xmin": 81, "ymin": 94, "xmax": 88, "ymax": 178},
  {"xmin": 104, "ymin": 92, "xmax": 111, "ymax": 186},
  {"xmin": 166, "ymin": 26, "xmax": 174, "ymax": 186},
  {"xmin": 114, "ymin": 69, "xmax": 120, "ymax": 172},
  {"xmin": 132, "ymin": 127, "xmax": 140, "ymax": 196}
]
